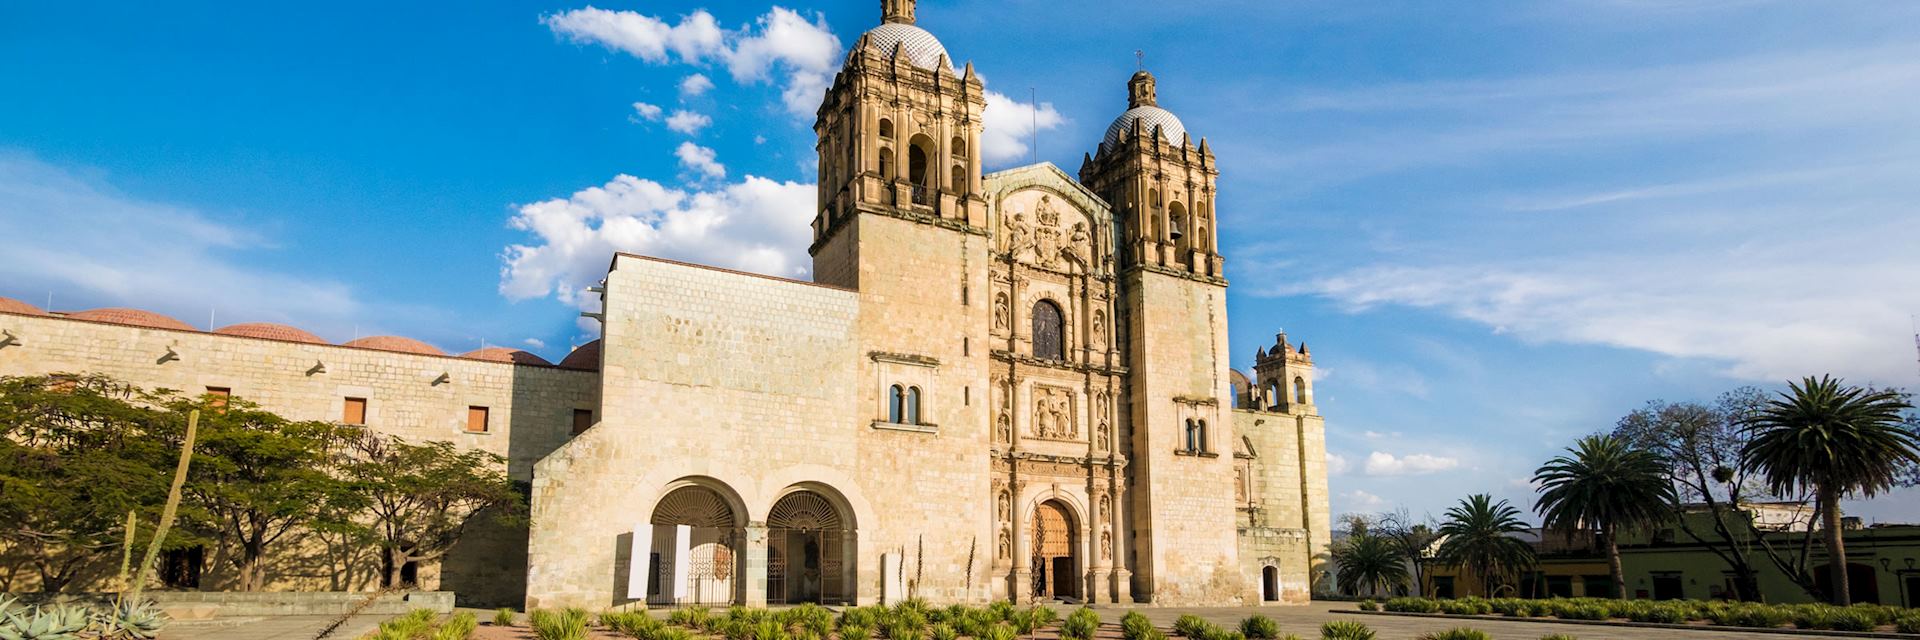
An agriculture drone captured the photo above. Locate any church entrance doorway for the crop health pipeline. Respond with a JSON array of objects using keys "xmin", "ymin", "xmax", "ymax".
[
  {"xmin": 767, "ymin": 490, "xmax": 855, "ymax": 605},
  {"xmin": 1030, "ymin": 499, "xmax": 1080, "ymax": 601}
]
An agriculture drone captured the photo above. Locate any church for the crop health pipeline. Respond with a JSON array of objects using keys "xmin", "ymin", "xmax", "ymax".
[{"xmin": 0, "ymin": 0, "xmax": 1328, "ymax": 609}]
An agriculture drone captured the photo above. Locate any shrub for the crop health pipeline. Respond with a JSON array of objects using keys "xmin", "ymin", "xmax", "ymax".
[
  {"xmin": 1416, "ymin": 629, "xmax": 1489, "ymax": 640},
  {"xmin": 1726, "ymin": 605, "xmax": 1790, "ymax": 629},
  {"xmin": 1789, "ymin": 605, "xmax": 1835, "ymax": 630},
  {"xmin": 1173, "ymin": 615, "xmax": 1211, "ymax": 638},
  {"xmin": 435, "ymin": 612, "xmax": 480, "ymax": 640},
  {"xmin": 841, "ymin": 607, "xmax": 880, "ymax": 631},
  {"xmin": 1032, "ymin": 606, "xmax": 1061, "ymax": 627},
  {"xmin": 1121, "ymin": 611, "xmax": 1157, "ymax": 640},
  {"xmin": 1008, "ymin": 609, "xmax": 1039, "ymax": 635},
  {"xmin": 494, "ymin": 608, "xmax": 518, "ymax": 627},
  {"xmin": 1356, "ymin": 600, "xmax": 1378, "ymax": 612},
  {"xmin": 840, "ymin": 623, "xmax": 873, "ymax": 640},
  {"xmin": 1382, "ymin": 598, "xmax": 1439, "ymax": 614},
  {"xmin": 1318, "ymin": 620, "xmax": 1375, "ymax": 640},
  {"xmin": 986, "ymin": 602, "xmax": 1016, "ymax": 622},
  {"xmin": 1828, "ymin": 608, "xmax": 1877, "ymax": 632},
  {"xmin": 1199, "ymin": 628, "xmax": 1244, "ymax": 640},
  {"xmin": 1061, "ymin": 608, "xmax": 1102, "ymax": 640},
  {"xmin": 930, "ymin": 623, "xmax": 958, "ymax": 640},
  {"xmin": 980, "ymin": 623, "xmax": 1019, "ymax": 640},
  {"xmin": 1239, "ymin": 615, "xmax": 1280, "ymax": 640},
  {"xmin": 1538, "ymin": 635, "xmax": 1578, "ymax": 640},
  {"xmin": 1895, "ymin": 611, "xmax": 1920, "ymax": 634},
  {"xmin": 532, "ymin": 608, "xmax": 591, "ymax": 640}
]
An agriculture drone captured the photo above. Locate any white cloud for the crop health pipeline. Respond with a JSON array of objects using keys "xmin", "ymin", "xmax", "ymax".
[
  {"xmin": 631, "ymin": 101, "xmax": 663, "ymax": 121},
  {"xmin": 680, "ymin": 73, "xmax": 714, "ymax": 97},
  {"xmin": 499, "ymin": 170, "xmax": 814, "ymax": 308},
  {"xmin": 523, "ymin": 337, "xmax": 547, "ymax": 349},
  {"xmin": 0, "ymin": 152, "xmax": 365, "ymax": 337},
  {"xmin": 665, "ymin": 110, "xmax": 712, "ymax": 135},
  {"xmin": 545, "ymin": 6, "xmax": 839, "ymax": 118},
  {"xmin": 542, "ymin": 7, "xmax": 723, "ymax": 64},
  {"xmin": 1364, "ymin": 451, "xmax": 1461, "ymax": 476},
  {"xmin": 1326, "ymin": 452, "xmax": 1350, "ymax": 475},
  {"xmin": 674, "ymin": 142, "xmax": 725, "ymax": 178},
  {"xmin": 981, "ymin": 90, "xmax": 1066, "ymax": 166},
  {"xmin": 1340, "ymin": 490, "xmax": 1389, "ymax": 511}
]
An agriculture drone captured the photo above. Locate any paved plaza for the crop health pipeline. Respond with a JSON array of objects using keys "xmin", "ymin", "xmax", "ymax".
[{"xmin": 154, "ymin": 605, "xmax": 1894, "ymax": 640}]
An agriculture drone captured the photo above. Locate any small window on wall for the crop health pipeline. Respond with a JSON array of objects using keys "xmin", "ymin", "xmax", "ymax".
[
  {"xmin": 906, "ymin": 387, "xmax": 922, "ymax": 425},
  {"xmin": 467, "ymin": 406, "xmax": 490, "ymax": 434},
  {"xmin": 878, "ymin": 118, "xmax": 894, "ymax": 139},
  {"xmin": 205, "ymin": 387, "xmax": 231, "ymax": 408},
  {"xmin": 888, "ymin": 385, "xmax": 905, "ymax": 424},
  {"xmin": 343, "ymin": 397, "xmax": 367, "ymax": 425},
  {"xmin": 1294, "ymin": 377, "xmax": 1308, "ymax": 404},
  {"xmin": 571, "ymin": 408, "xmax": 593, "ymax": 435},
  {"xmin": 1185, "ymin": 419, "xmax": 1209, "ymax": 453}
]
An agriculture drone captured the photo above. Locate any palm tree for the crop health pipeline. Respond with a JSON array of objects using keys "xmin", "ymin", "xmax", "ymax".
[
  {"xmin": 1740, "ymin": 375, "xmax": 1918, "ymax": 605},
  {"xmin": 1435, "ymin": 494, "xmax": 1535, "ymax": 597},
  {"xmin": 1332, "ymin": 532, "xmax": 1409, "ymax": 597},
  {"xmin": 1533, "ymin": 434, "xmax": 1675, "ymax": 599}
]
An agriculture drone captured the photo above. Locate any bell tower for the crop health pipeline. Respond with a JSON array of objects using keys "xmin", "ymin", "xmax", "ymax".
[
  {"xmin": 1080, "ymin": 70, "xmax": 1223, "ymax": 278},
  {"xmin": 810, "ymin": 0, "xmax": 985, "ymax": 289},
  {"xmin": 1082, "ymin": 70, "xmax": 1243, "ymax": 603}
]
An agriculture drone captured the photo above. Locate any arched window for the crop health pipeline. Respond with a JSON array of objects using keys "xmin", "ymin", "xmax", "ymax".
[
  {"xmin": 1197, "ymin": 420, "xmax": 1209, "ymax": 453},
  {"xmin": 878, "ymin": 147, "xmax": 894, "ymax": 180},
  {"xmin": 1184, "ymin": 419, "xmax": 1200, "ymax": 452},
  {"xmin": 906, "ymin": 386, "xmax": 922, "ymax": 425},
  {"xmin": 1268, "ymin": 382, "xmax": 1282, "ymax": 410},
  {"xmin": 951, "ymin": 165, "xmax": 966, "ymax": 192},
  {"xmin": 888, "ymin": 384, "xmax": 904, "ymax": 423},
  {"xmin": 878, "ymin": 118, "xmax": 894, "ymax": 139},
  {"xmin": 1294, "ymin": 377, "xmax": 1307, "ymax": 405},
  {"xmin": 951, "ymin": 136, "xmax": 967, "ymax": 157},
  {"xmin": 1031, "ymin": 300, "xmax": 1065, "ymax": 361},
  {"xmin": 1169, "ymin": 201, "xmax": 1189, "ymax": 252}
]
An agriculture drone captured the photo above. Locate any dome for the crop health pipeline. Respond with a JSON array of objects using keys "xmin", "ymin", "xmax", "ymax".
[
  {"xmin": 67, "ymin": 307, "xmax": 197, "ymax": 331},
  {"xmin": 460, "ymin": 347, "xmax": 553, "ymax": 366},
  {"xmin": 343, "ymin": 335, "xmax": 445, "ymax": 356},
  {"xmin": 558, "ymin": 339, "xmax": 601, "ymax": 371},
  {"xmin": 861, "ymin": 22, "xmax": 952, "ymax": 71},
  {"xmin": 214, "ymin": 322, "xmax": 326, "ymax": 344},
  {"xmin": 1103, "ymin": 105, "xmax": 1188, "ymax": 147},
  {"xmin": 0, "ymin": 296, "xmax": 46, "ymax": 316}
]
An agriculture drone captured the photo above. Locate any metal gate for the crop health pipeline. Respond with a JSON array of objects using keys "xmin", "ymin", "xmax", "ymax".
[
  {"xmin": 647, "ymin": 486, "xmax": 740, "ymax": 606},
  {"xmin": 767, "ymin": 491, "xmax": 854, "ymax": 604}
]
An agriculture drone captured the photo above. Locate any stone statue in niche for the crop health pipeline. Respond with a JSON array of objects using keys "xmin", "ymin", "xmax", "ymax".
[
  {"xmin": 1095, "ymin": 421, "xmax": 1110, "ymax": 452},
  {"xmin": 997, "ymin": 490, "xmax": 1010, "ymax": 522},
  {"xmin": 997, "ymin": 409, "xmax": 1011, "ymax": 443},
  {"xmin": 993, "ymin": 292, "xmax": 1010, "ymax": 333},
  {"xmin": 1100, "ymin": 530, "xmax": 1112, "ymax": 559},
  {"xmin": 998, "ymin": 528, "xmax": 1011, "ymax": 559},
  {"xmin": 1031, "ymin": 386, "xmax": 1076, "ymax": 439},
  {"xmin": 1099, "ymin": 494, "xmax": 1111, "ymax": 523},
  {"xmin": 1067, "ymin": 222, "xmax": 1092, "ymax": 268},
  {"xmin": 1091, "ymin": 310, "xmax": 1105, "ymax": 348}
]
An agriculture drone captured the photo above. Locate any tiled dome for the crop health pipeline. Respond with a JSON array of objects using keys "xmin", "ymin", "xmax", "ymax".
[
  {"xmin": 0, "ymin": 296, "xmax": 47, "ymax": 316},
  {"xmin": 1104, "ymin": 105, "xmax": 1187, "ymax": 147},
  {"xmin": 460, "ymin": 347, "xmax": 553, "ymax": 366},
  {"xmin": 558, "ymin": 339, "xmax": 601, "ymax": 371},
  {"xmin": 343, "ymin": 335, "xmax": 445, "ymax": 356},
  {"xmin": 67, "ymin": 307, "xmax": 197, "ymax": 331},
  {"xmin": 214, "ymin": 322, "xmax": 326, "ymax": 344},
  {"xmin": 861, "ymin": 22, "xmax": 952, "ymax": 71}
]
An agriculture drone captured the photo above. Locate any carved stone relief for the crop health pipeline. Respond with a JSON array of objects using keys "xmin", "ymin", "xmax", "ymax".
[{"xmin": 1030, "ymin": 385, "xmax": 1077, "ymax": 440}]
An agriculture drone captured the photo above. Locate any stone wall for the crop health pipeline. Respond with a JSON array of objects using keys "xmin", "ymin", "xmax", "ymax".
[{"xmin": 0, "ymin": 309, "xmax": 595, "ymax": 604}]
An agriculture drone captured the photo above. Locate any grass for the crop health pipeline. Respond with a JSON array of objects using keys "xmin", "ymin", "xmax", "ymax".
[{"xmin": 1371, "ymin": 596, "xmax": 1912, "ymax": 632}]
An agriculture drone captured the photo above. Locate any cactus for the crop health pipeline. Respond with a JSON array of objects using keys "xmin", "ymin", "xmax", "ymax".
[
  {"xmin": 0, "ymin": 604, "xmax": 94, "ymax": 640},
  {"xmin": 96, "ymin": 599, "xmax": 168, "ymax": 640},
  {"xmin": 128, "ymin": 409, "xmax": 199, "ymax": 602}
]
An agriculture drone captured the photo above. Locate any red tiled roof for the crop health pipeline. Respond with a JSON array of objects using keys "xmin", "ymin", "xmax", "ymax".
[
  {"xmin": 213, "ymin": 322, "xmax": 326, "ymax": 344},
  {"xmin": 67, "ymin": 307, "xmax": 197, "ymax": 331},
  {"xmin": 342, "ymin": 335, "xmax": 445, "ymax": 356},
  {"xmin": 459, "ymin": 347, "xmax": 553, "ymax": 366},
  {"xmin": 558, "ymin": 339, "xmax": 601, "ymax": 371}
]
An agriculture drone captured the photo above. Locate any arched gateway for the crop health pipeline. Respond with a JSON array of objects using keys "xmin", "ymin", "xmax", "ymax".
[
  {"xmin": 1031, "ymin": 499, "xmax": 1080, "ymax": 600},
  {"xmin": 767, "ymin": 489, "xmax": 857, "ymax": 604},
  {"xmin": 646, "ymin": 484, "xmax": 741, "ymax": 606}
]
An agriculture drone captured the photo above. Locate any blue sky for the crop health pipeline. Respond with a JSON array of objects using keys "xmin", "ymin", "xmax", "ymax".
[{"xmin": 3, "ymin": 0, "xmax": 1919, "ymax": 524}]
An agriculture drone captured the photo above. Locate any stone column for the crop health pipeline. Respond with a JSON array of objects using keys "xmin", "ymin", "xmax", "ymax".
[{"xmin": 742, "ymin": 524, "xmax": 768, "ymax": 606}]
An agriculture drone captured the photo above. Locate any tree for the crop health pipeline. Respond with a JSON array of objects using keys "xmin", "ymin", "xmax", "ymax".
[
  {"xmin": 337, "ymin": 433, "xmax": 522, "ymax": 588},
  {"xmin": 1740, "ymin": 375, "xmax": 1918, "ymax": 605},
  {"xmin": 1331, "ymin": 532, "xmax": 1408, "ymax": 597},
  {"xmin": 1435, "ymin": 494, "xmax": 1535, "ymax": 597},
  {"xmin": 1375, "ymin": 509, "xmax": 1438, "ymax": 596},
  {"xmin": 174, "ymin": 395, "xmax": 356, "ymax": 591},
  {"xmin": 1532, "ymin": 434, "xmax": 1674, "ymax": 599},
  {"xmin": 0, "ymin": 375, "xmax": 173, "ymax": 591},
  {"xmin": 1614, "ymin": 388, "xmax": 1840, "ymax": 601}
]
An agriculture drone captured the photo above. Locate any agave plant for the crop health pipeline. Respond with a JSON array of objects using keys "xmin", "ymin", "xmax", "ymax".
[
  {"xmin": 96, "ymin": 600, "xmax": 169, "ymax": 640},
  {"xmin": 0, "ymin": 604, "xmax": 94, "ymax": 640}
]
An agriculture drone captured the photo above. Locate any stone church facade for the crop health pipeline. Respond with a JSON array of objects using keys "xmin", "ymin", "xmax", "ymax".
[{"xmin": 0, "ymin": 0, "xmax": 1327, "ymax": 610}]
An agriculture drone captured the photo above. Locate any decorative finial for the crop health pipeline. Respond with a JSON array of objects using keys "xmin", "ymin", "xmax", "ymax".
[
  {"xmin": 882, "ymin": 0, "xmax": 916, "ymax": 24},
  {"xmin": 1135, "ymin": 49, "xmax": 1144, "ymax": 71}
]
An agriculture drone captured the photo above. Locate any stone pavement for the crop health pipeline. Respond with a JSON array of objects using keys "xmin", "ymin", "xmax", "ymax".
[
  {"xmin": 157, "ymin": 614, "xmax": 385, "ymax": 640},
  {"xmin": 1088, "ymin": 605, "xmax": 1878, "ymax": 640}
]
